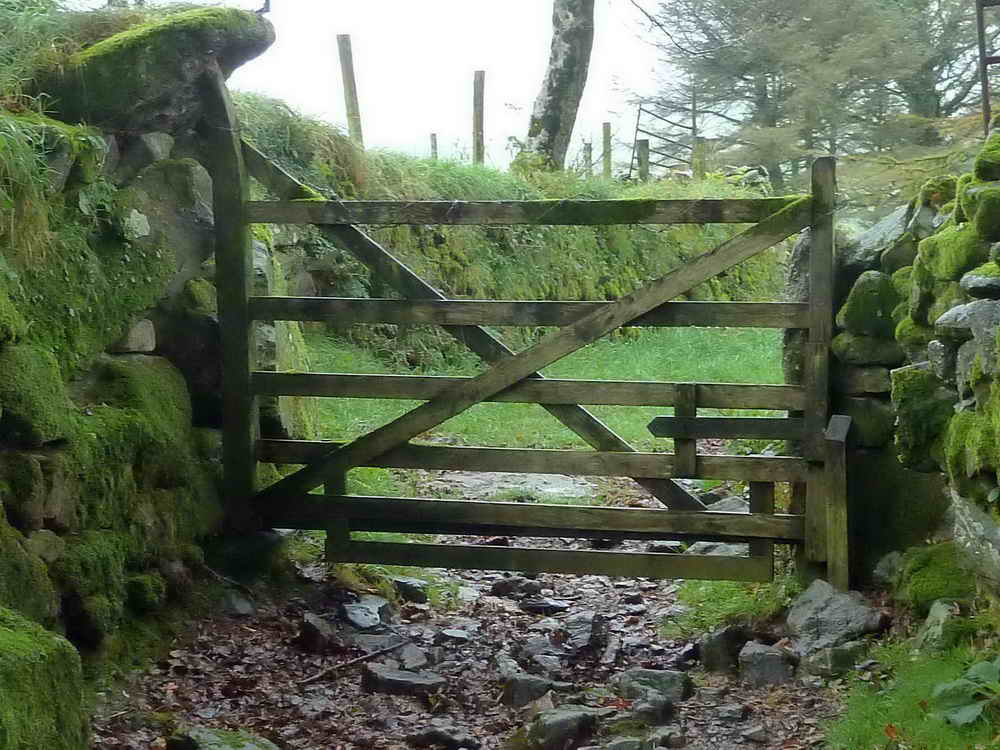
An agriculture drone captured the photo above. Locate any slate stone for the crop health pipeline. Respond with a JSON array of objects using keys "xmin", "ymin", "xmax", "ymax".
[
  {"xmin": 341, "ymin": 594, "xmax": 393, "ymax": 631},
  {"xmin": 167, "ymin": 728, "xmax": 279, "ymax": 750},
  {"xmin": 294, "ymin": 613, "xmax": 341, "ymax": 654},
  {"xmin": 716, "ymin": 703, "xmax": 749, "ymax": 722},
  {"xmin": 801, "ymin": 640, "xmax": 867, "ymax": 677},
  {"xmin": 605, "ymin": 739, "xmax": 643, "ymax": 750},
  {"xmin": 706, "ymin": 495, "xmax": 750, "ymax": 513},
  {"xmin": 400, "ymin": 643, "xmax": 429, "ymax": 671},
  {"xmin": 738, "ymin": 641, "xmax": 793, "ymax": 686},
  {"xmin": 434, "ymin": 628, "xmax": 471, "ymax": 645},
  {"xmin": 361, "ymin": 663, "xmax": 446, "ymax": 696},
  {"xmin": 786, "ymin": 580, "xmax": 884, "ymax": 655},
  {"xmin": 110, "ymin": 319, "xmax": 156, "ymax": 353},
  {"xmin": 490, "ymin": 575, "xmax": 528, "ymax": 597},
  {"xmin": 630, "ymin": 691, "xmax": 673, "ymax": 724},
  {"xmin": 872, "ymin": 551, "xmax": 903, "ymax": 586},
  {"xmin": 698, "ymin": 624, "xmax": 749, "ymax": 673},
  {"xmin": 562, "ymin": 610, "xmax": 609, "ymax": 653},
  {"xmin": 685, "ymin": 541, "xmax": 749, "ymax": 557},
  {"xmin": 501, "ymin": 673, "xmax": 554, "ymax": 708},
  {"xmin": 647, "ymin": 726, "xmax": 687, "ymax": 748},
  {"xmin": 915, "ymin": 599, "xmax": 963, "ymax": 650},
  {"xmin": 392, "ymin": 575, "xmax": 429, "ymax": 603},
  {"xmin": 613, "ymin": 668, "xmax": 694, "ymax": 703},
  {"xmin": 927, "ymin": 339, "xmax": 958, "ymax": 383},
  {"xmin": 646, "ymin": 541, "xmax": 685, "ymax": 554},
  {"xmin": 742, "ymin": 725, "xmax": 769, "ymax": 744},
  {"xmin": 520, "ymin": 597, "xmax": 571, "ymax": 615},
  {"xmin": 222, "ymin": 591, "xmax": 255, "ymax": 618},
  {"xmin": 934, "ymin": 299, "xmax": 1000, "ymax": 343},
  {"xmin": 407, "ymin": 723, "xmax": 481, "ymax": 750},
  {"xmin": 961, "ymin": 270, "xmax": 1000, "ymax": 299},
  {"xmin": 841, "ymin": 205, "xmax": 910, "ymax": 277},
  {"xmin": 526, "ymin": 706, "xmax": 603, "ymax": 750}
]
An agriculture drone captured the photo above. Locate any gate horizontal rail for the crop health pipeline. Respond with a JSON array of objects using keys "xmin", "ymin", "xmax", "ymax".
[
  {"xmin": 246, "ymin": 196, "xmax": 804, "ymax": 226},
  {"xmin": 258, "ymin": 495, "xmax": 806, "ymax": 543},
  {"xmin": 251, "ymin": 373, "xmax": 805, "ymax": 410},
  {"xmin": 248, "ymin": 298, "xmax": 809, "ymax": 328},
  {"xmin": 330, "ymin": 541, "xmax": 774, "ymax": 581},
  {"xmin": 257, "ymin": 440, "xmax": 811, "ymax": 482}
]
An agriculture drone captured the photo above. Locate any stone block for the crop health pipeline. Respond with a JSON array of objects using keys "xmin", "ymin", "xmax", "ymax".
[
  {"xmin": 109, "ymin": 319, "xmax": 156, "ymax": 353},
  {"xmin": 738, "ymin": 641, "xmax": 793, "ymax": 686}
]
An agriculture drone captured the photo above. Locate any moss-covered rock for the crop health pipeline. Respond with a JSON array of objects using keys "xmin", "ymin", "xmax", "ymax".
[
  {"xmin": 125, "ymin": 572, "xmax": 167, "ymax": 613},
  {"xmin": 895, "ymin": 315, "xmax": 935, "ymax": 361},
  {"xmin": 891, "ymin": 364, "xmax": 958, "ymax": 470},
  {"xmin": 0, "ymin": 606, "xmax": 88, "ymax": 750},
  {"xmin": 915, "ymin": 225, "xmax": 989, "ymax": 282},
  {"xmin": 894, "ymin": 542, "xmax": 976, "ymax": 615},
  {"xmin": 926, "ymin": 281, "xmax": 968, "ymax": 325},
  {"xmin": 956, "ymin": 172, "xmax": 975, "ymax": 223},
  {"xmin": 972, "ymin": 181, "xmax": 1000, "ymax": 241},
  {"xmin": 837, "ymin": 396, "xmax": 896, "ymax": 448},
  {"xmin": 919, "ymin": 175, "xmax": 958, "ymax": 209},
  {"xmin": 831, "ymin": 331, "xmax": 905, "ymax": 366},
  {"xmin": 962, "ymin": 261, "xmax": 1000, "ymax": 299},
  {"xmin": 0, "ymin": 507, "xmax": 58, "ymax": 625},
  {"xmin": 835, "ymin": 271, "xmax": 901, "ymax": 338},
  {"xmin": 0, "ymin": 344, "xmax": 75, "ymax": 446},
  {"xmin": 37, "ymin": 8, "xmax": 274, "ymax": 133}
]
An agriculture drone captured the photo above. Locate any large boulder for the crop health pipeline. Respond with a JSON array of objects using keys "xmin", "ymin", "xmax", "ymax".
[
  {"xmin": 786, "ymin": 580, "xmax": 884, "ymax": 656},
  {"xmin": 37, "ymin": 8, "xmax": 274, "ymax": 133},
  {"xmin": 0, "ymin": 606, "xmax": 88, "ymax": 750}
]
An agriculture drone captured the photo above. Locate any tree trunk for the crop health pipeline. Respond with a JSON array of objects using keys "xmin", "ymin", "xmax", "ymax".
[{"xmin": 524, "ymin": 0, "xmax": 595, "ymax": 169}]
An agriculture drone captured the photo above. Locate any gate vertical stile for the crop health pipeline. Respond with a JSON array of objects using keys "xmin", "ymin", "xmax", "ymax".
[
  {"xmin": 203, "ymin": 70, "xmax": 259, "ymax": 530},
  {"xmin": 804, "ymin": 157, "xmax": 836, "ymax": 568}
]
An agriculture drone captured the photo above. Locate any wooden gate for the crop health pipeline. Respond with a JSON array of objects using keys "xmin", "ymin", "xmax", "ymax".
[{"xmin": 202, "ymin": 75, "xmax": 850, "ymax": 590}]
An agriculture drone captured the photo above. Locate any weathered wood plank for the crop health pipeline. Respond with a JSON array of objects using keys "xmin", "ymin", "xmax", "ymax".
[
  {"xmin": 336, "ymin": 540, "xmax": 774, "ymax": 581},
  {"xmin": 251, "ymin": 372, "xmax": 805, "ymax": 410},
  {"xmin": 648, "ymin": 416, "xmax": 804, "ymax": 440},
  {"xmin": 805, "ymin": 157, "xmax": 836, "ymax": 460},
  {"xmin": 201, "ymin": 69, "xmax": 258, "ymax": 529},
  {"xmin": 261, "ymin": 494, "xmax": 805, "ymax": 542},
  {"xmin": 248, "ymin": 297, "xmax": 810, "ymax": 329},
  {"xmin": 804, "ymin": 462, "xmax": 828, "ymax": 563},
  {"xmin": 242, "ymin": 140, "xmax": 705, "ymax": 511},
  {"xmin": 256, "ymin": 440, "xmax": 810, "ymax": 481},
  {"xmin": 825, "ymin": 414, "xmax": 851, "ymax": 590},
  {"xmin": 673, "ymin": 384, "xmax": 697, "ymax": 477},
  {"xmin": 253, "ymin": 197, "xmax": 812, "ymax": 502},
  {"xmin": 246, "ymin": 197, "xmax": 804, "ymax": 226},
  {"xmin": 749, "ymin": 482, "xmax": 775, "ymax": 576}
]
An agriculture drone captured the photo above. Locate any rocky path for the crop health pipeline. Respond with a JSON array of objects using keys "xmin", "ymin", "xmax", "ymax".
[{"xmin": 91, "ymin": 472, "xmax": 872, "ymax": 750}]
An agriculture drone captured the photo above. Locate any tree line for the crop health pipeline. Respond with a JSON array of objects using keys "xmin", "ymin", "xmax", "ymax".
[{"xmin": 633, "ymin": 0, "xmax": 997, "ymax": 191}]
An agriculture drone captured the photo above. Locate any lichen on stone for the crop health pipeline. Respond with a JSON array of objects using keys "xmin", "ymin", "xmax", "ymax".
[
  {"xmin": 835, "ymin": 270, "xmax": 901, "ymax": 338},
  {"xmin": 894, "ymin": 542, "xmax": 976, "ymax": 614},
  {"xmin": 915, "ymin": 224, "xmax": 989, "ymax": 282}
]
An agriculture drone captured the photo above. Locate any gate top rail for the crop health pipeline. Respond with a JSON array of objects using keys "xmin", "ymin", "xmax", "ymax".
[{"xmin": 245, "ymin": 196, "xmax": 806, "ymax": 226}]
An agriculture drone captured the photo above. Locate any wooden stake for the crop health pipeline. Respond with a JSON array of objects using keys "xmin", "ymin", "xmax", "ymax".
[
  {"xmin": 473, "ymin": 70, "xmax": 485, "ymax": 164},
  {"xmin": 637, "ymin": 139, "xmax": 650, "ymax": 181},
  {"xmin": 583, "ymin": 141, "xmax": 593, "ymax": 175},
  {"xmin": 430, "ymin": 133, "xmax": 438, "ymax": 161},
  {"xmin": 602, "ymin": 122, "xmax": 612, "ymax": 178},
  {"xmin": 337, "ymin": 34, "xmax": 364, "ymax": 149}
]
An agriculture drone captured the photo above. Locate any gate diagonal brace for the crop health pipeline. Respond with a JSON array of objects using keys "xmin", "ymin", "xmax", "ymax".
[
  {"xmin": 243, "ymin": 142, "xmax": 710, "ymax": 511},
  {"xmin": 251, "ymin": 185, "xmax": 812, "ymax": 503}
]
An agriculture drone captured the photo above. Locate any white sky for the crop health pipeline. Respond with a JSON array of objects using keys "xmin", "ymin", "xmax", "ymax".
[
  {"xmin": 74, "ymin": 1, "xmax": 667, "ymax": 169},
  {"xmin": 227, "ymin": 1, "xmax": 663, "ymax": 168}
]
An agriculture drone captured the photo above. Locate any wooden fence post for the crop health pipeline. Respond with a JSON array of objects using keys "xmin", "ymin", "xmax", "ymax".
[
  {"xmin": 430, "ymin": 133, "xmax": 438, "ymax": 161},
  {"xmin": 583, "ymin": 141, "xmax": 593, "ymax": 176},
  {"xmin": 637, "ymin": 139, "xmax": 650, "ymax": 181},
  {"xmin": 824, "ymin": 415, "xmax": 851, "ymax": 590},
  {"xmin": 603, "ymin": 122, "xmax": 612, "ymax": 178},
  {"xmin": 200, "ymin": 68, "xmax": 258, "ymax": 530},
  {"xmin": 337, "ymin": 34, "xmax": 364, "ymax": 149},
  {"xmin": 473, "ymin": 70, "xmax": 485, "ymax": 165}
]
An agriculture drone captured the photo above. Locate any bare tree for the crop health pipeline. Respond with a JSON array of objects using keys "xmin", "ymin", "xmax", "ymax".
[{"xmin": 524, "ymin": 0, "xmax": 595, "ymax": 169}]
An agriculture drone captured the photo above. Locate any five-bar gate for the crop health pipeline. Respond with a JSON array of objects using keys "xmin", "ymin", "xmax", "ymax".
[{"xmin": 202, "ymin": 73, "xmax": 850, "ymax": 590}]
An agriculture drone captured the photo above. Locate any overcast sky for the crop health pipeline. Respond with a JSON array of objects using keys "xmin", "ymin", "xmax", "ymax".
[
  {"xmin": 224, "ymin": 0, "xmax": 663, "ymax": 168},
  {"xmin": 69, "ymin": 1, "xmax": 665, "ymax": 169}
]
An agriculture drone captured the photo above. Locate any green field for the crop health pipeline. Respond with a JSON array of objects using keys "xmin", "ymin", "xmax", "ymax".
[{"xmin": 303, "ymin": 326, "xmax": 784, "ymax": 452}]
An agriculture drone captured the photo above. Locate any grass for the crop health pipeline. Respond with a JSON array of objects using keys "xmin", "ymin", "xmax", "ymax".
[
  {"xmin": 305, "ymin": 326, "xmax": 784, "ymax": 452},
  {"xmin": 825, "ymin": 641, "xmax": 996, "ymax": 749},
  {"xmin": 660, "ymin": 571, "xmax": 803, "ymax": 638}
]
